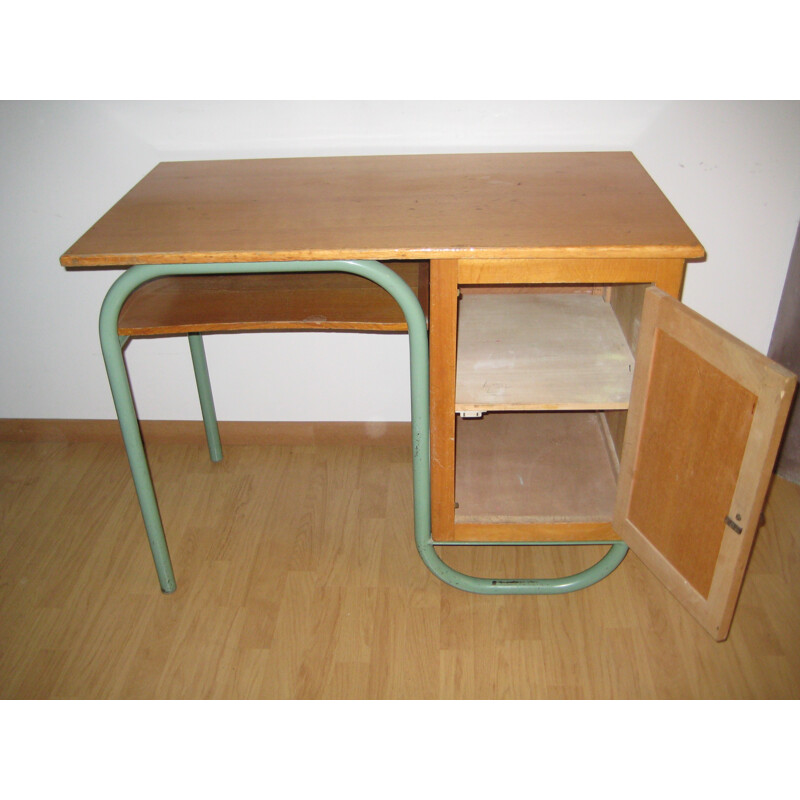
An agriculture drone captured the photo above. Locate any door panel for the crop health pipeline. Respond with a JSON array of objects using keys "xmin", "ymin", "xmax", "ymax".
[{"xmin": 614, "ymin": 288, "xmax": 796, "ymax": 641}]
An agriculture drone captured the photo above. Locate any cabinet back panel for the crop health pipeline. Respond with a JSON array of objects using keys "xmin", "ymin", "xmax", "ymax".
[
  {"xmin": 455, "ymin": 411, "xmax": 617, "ymax": 523},
  {"xmin": 456, "ymin": 293, "xmax": 635, "ymax": 411}
]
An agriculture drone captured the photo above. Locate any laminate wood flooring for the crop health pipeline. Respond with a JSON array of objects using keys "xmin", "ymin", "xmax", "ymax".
[{"xmin": 2, "ymin": 439, "xmax": 798, "ymax": 699}]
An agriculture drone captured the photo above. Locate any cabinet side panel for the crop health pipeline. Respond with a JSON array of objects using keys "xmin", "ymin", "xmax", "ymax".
[
  {"xmin": 430, "ymin": 260, "xmax": 460, "ymax": 541},
  {"xmin": 653, "ymin": 261, "xmax": 686, "ymax": 299},
  {"xmin": 605, "ymin": 283, "xmax": 649, "ymax": 461},
  {"xmin": 608, "ymin": 284, "xmax": 648, "ymax": 353}
]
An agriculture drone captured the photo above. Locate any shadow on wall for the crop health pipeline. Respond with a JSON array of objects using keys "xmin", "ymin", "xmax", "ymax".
[{"xmin": 769, "ymin": 219, "xmax": 800, "ymax": 484}]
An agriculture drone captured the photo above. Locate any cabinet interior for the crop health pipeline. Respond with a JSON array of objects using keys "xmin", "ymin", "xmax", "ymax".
[{"xmin": 453, "ymin": 283, "xmax": 648, "ymax": 536}]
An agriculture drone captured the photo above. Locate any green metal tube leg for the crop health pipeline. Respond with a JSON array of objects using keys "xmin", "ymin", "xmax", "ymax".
[
  {"xmin": 385, "ymin": 260, "xmax": 629, "ymax": 594},
  {"xmin": 100, "ymin": 290, "xmax": 177, "ymax": 593},
  {"xmin": 99, "ymin": 259, "xmax": 626, "ymax": 596},
  {"xmin": 188, "ymin": 333, "xmax": 223, "ymax": 463}
]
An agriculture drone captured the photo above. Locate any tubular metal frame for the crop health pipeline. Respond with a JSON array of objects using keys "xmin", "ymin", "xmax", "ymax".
[{"xmin": 99, "ymin": 259, "xmax": 627, "ymax": 595}]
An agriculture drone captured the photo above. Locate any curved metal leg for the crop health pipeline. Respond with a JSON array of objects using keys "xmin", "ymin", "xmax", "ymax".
[
  {"xmin": 415, "ymin": 540, "xmax": 629, "ymax": 595},
  {"xmin": 100, "ymin": 259, "xmax": 626, "ymax": 595},
  {"xmin": 100, "ymin": 300, "xmax": 177, "ymax": 593},
  {"xmin": 394, "ymin": 272, "xmax": 629, "ymax": 594},
  {"xmin": 189, "ymin": 333, "xmax": 223, "ymax": 463}
]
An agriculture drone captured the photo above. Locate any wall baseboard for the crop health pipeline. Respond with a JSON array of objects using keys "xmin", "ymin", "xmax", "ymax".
[{"xmin": 0, "ymin": 419, "xmax": 412, "ymax": 447}]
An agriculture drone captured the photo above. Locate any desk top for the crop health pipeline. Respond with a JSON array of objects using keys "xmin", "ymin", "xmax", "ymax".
[{"xmin": 61, "ymin": 151, "xmax": 704, "ymax": 268}]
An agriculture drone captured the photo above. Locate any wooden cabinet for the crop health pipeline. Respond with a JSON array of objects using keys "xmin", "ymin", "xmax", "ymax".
[{"xmin": 430, "ymin": 261, "xmax": 796, "ymax": 640}]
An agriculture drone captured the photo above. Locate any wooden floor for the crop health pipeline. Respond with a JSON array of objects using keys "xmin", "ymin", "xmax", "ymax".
[{"xmin": 2, "ymin": 438, "xmax": 799, "ymax": 699}]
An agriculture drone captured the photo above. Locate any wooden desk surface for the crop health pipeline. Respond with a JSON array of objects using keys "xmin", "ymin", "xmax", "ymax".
[{"xmin": 61, "ymin": 152, "xmax": 704, "ymax": 268}]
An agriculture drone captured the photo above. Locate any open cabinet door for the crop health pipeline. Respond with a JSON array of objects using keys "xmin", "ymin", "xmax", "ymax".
[{"xmin": 614, "ymin": 288, "xmax": 796, "ymax": 641}]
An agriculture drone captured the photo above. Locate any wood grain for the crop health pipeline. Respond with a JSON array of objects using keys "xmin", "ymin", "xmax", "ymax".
[
  {"xmin": 455, "ymin": 293, "xmax": 634, "ymax": 411},
  {"xmin": 458, "ymin": 257, "xmax": 691, "ymax": 285},
  {"xmin": 1, "ymin": 438, "xmax": 798, "ymax": 698},
  {"xmin": 429, "ymin": 260, "xmax": 459, "ymax": 542},
  {"xmin": 61, "ymin": 153, "xmax": 704, "ymax": 268},
  {"xmin": 0, "ymin": 418, "xmax": 412, "ymax": 447},
  {"xmin": 450, "ymin": 521, "xmax": 621, "ymax": 543},
  {"xmin": 454, "ymin": 412, "xmax": 618, "ymax": 525},
  {"xmin": 603, "ymin": 284, "xmax": 649, "ymax": 464},
  {"xmin": 117, "ymin": 261, "xmax": 428, "ymax": 335},
  {"xmin": 615, "ymin": 288, "xmax": 797, "ymax": 640},
  {"xmin": 627, "ymin": 331, "xmax": 756, "ymax": 598}
]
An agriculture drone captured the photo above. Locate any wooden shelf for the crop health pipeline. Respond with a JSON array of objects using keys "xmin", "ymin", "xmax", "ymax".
[
  {"xmin": 455, "ymin": 293, "xmax": 634, "ymax": 411},
  {"xmin": 118, "ymin": 261, "xmax": 428, "ymax": 336},
  {"xmin": 454, "ymin": 412, "xmax": 618, "ymax": 525}
]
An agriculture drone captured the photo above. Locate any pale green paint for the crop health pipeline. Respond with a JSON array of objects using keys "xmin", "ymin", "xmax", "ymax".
[{"xmin": 99, "ymin": 260, "xmax": 627, "ymax": 596}]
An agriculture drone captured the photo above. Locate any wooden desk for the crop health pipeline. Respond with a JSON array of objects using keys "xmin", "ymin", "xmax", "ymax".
[{"xmin": 62, "ymin": 152, "xmax": 795, "ymax": 640}]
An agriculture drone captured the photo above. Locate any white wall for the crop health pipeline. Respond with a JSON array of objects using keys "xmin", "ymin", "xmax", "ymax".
[{"xmin": 2, "ymin": 100, "xmax": 799, "ymax": 422}]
